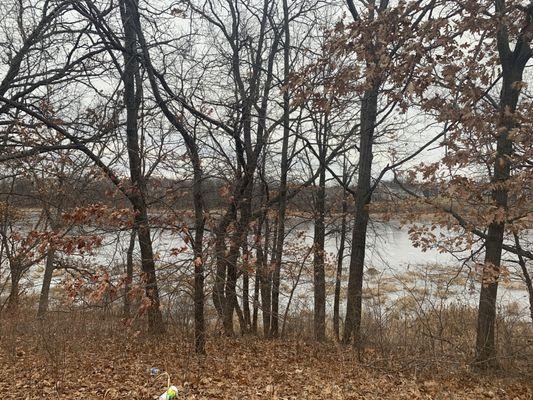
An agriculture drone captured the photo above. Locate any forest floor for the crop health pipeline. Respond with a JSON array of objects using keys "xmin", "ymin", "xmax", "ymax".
[{"xmin": 0, "ymin": 324, "xmax": 532, "ymax": 400}]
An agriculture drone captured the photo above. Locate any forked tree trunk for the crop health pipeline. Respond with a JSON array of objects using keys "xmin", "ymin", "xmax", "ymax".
[
  {"xmin": 127, "ymin": 0, "xmax": 208, "ymax": 349},
  {"xmin": 120, "ymin": 0, "xmax": 163, "ymax": 334}
]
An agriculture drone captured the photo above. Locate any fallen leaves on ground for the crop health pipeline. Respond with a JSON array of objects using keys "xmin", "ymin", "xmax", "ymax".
[{"xmin": 0, "ymin": 328, "xmax": 531, "ymax": 399}]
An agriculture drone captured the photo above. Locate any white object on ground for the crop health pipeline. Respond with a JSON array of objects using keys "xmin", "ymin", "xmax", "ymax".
[{"xmin": 159, "ymin": 385, "xmax": 178, "ymax": 400}]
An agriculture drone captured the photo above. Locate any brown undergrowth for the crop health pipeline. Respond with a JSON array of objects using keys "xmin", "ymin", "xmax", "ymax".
[{"xmin": 0, "ymin": 312, "xmax": 532, "ymax": 399}]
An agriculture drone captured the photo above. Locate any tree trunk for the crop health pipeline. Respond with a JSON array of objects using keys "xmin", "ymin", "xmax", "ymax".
[
  {"xmin": 136, "ymin": 220, "xmax": 164, "ymax": 333},
  {"xmin": 270, "ymin": 215, "xmax": 281, "ymax": 337},
  {"xmin": 313, "ymin": 130, "xmax": 326, "ymax": 341},
  {"xmin": 270, "ymin": 0, "xmax": 291, "ymax": 338},
  {"xmin": 343, "ymin": 86, "xmax": 378, "ymax": 345},
  {"xmin": 252, "ymin": 164, "xmax": 268, "ymax": 336},
  {"xmin": 334, "ymin": 180, "xmax": 348, "ymax": 340},
  {"xmin": 251, "ymin": 264, "xmax": 260, "ymax": 334},
  {"xmin": 123, "ymin": 228, "xmax": 136, "ymax": 318},
  {"xmin": 518, "ymin": 258, "xmax": 533, "ymax": 324},
  {"xmin": 260, "ymin": 214, "xmax": 272, "ymax": 337},
  {"xmin": 37, "ymin": 248, "xmax": 55, "ymax": 317},
  {"xmin": 222, "ymin": 178, "xmax": 254, "ymax": 336},
  {"xmin": 213, "ymin": 228, "xmax": 228, "ymax": 319},
  {"xmin": 474, "ymin": 58, "xmax": 523, "ymax": 367},
  {"xmin": 6, "ymin": 268, "xmax": 21, "ymax": 314},
  {"xmin": 125, "ymin": 0, "xmax": 207, "ymax": 349},
  {"xmin": 513, "ymin": 234, "xmax": 533, "ymax": 323},
  {"xmin": 120, "ymin": 0, "xmax": 163, "ymax": 334},
  {"xmin": 191, "ymin": 149, "xmax": 206, "ymax": 354},
  {"xmin": 281, "ymin": 248, "xmax": 309, "ymax": 337},
  {"xmin": 242, "ymin": 235, "xmax": 251, "ymax": 334},
  {"xmin": 223, "ymin": 243, "xmax": 240, "ymax": 335}
]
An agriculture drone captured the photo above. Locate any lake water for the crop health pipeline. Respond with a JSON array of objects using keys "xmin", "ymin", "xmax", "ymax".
[{"xmin": 11, "ymin": 216, "xmax": 532, "ymax": 319}]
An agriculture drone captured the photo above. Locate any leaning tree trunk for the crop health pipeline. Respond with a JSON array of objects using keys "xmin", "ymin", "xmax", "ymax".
[{"xmin": 343, "ymin": 85, "xmax": 378, "ymax": 345}]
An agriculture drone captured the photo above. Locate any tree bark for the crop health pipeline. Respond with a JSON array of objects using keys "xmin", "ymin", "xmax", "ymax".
[
  {"xmin": 213, "ymin": 213, "xmax": 231, "ymax": 318},
  {"xmin": 334, "ymin": 174, "xmax": 348, "ymax": 340},
  {"xmin": 37, "ymin": 248, "xmax": 55, "ymax": 317},
  {"xmin": 343, "ymin": 86, "xmax": 378, "ymax": 345},
  {"xmin": 6, "ymin": 268, "xmax": 21, "ymax": 314},
  {"xmin": 313, "ymin": 118, "xmax": 327, "ymax": 341},
  {"xmin": 266, "ymin": 216, "xmax": 277, "ymax": 337},
  {"xmin": 191, "ymin": 148, "xmax": 206, "ymax": 354},
  {"xmin": 223, "ymin": 243, "xmax": 240, "ymax": 335},
  {"xmin": 120, "ymin": 0, "xmax": 163, "ymax": 334},
  {"xmin": 123, "ymin": 228, "xmax": 136, "ymax": 318},
  {"xmin": 258, "ymin": 213, "xmax": 271, "ymax": 337},
  {"xmin": 513, "ymin": 234, "xmax": 533, "ymax": 324},
  {"xmin": 270, "ymin": 0, "xmax": 291, "ymax": 338},
  {"xmin": 242, "ymin": 225, "xmax": 251, "ymax": 334},
  {"xmin": 474, "ymin": 3, "xmax": 530, "ymax": 366},
  {"xmin": 474, "ymin": 60, "xmax": 522, "ymax": 368},
  {"xmin": 251, "ymin": 264, "xmax": 260, "ymax": 334}
]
